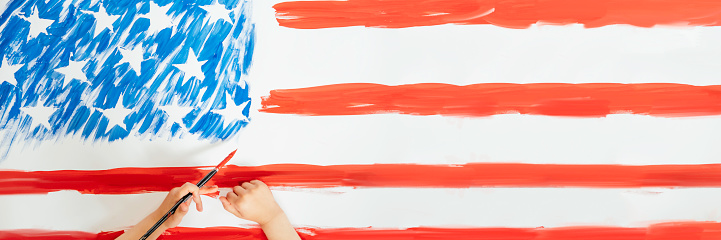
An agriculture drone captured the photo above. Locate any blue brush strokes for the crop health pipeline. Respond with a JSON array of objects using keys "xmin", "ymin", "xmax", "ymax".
[{"xmin": 0, "ymin": 0, "xmax": 255, "ymax": 159}]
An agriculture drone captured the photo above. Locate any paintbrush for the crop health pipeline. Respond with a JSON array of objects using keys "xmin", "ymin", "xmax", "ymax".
[{"xmin": 140, "ymin": 149, "xmax": 237, "ymax": 240}]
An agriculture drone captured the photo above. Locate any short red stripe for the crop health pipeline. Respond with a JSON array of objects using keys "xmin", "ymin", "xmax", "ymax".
[
  {"xmin": 260, "ymin": 83, "xmax": 721, "ymax": 117},
  {"xmin": 273, "ymin": 0, "xmax": 721, "ymax": 29},
  {"xmin": 1, "ymin": 222, "xmax": 720, "ymax": 240},
  {"xmin": 0, "ymin": 229, "xmax": 98, "ymax": 240},
  {"xmin": 2, "ymin": 163, "xmax": 721, "ymax": 195}
]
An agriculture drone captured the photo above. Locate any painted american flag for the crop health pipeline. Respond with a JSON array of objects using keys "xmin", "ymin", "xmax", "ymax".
[
  {"xmin": 0, "ymin": 0, "xmax": 254, "ymax": 157},
  {"xmin": 2, "ymin": 0, "xmax": 721, "ymax": 239}
]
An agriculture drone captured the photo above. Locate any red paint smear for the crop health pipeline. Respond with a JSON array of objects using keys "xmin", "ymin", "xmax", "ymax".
[
  {"xmin": 1, "ymin": 222, "xmax": 720, "ymax": 240},
  {"xmin": 273, "ymin": 0, "xmax": 721, "ymax": 29},
  {"xmin": 204, "ymin": 190, "xmax": 220, "ymax": 198},
  {"xmin": 3, "ymin": 163, "xmax": 721, "ymax": 195},
  {"xmin": 260, "ymin": 83, "xmax": 721, "ymax": 117}
]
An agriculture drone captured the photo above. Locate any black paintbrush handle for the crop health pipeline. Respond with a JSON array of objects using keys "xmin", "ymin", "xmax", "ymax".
[
  {"xmin": 139, "ymin": 169, "xmax": 217, "ymax": 240},
  {"xmin": 139, "ymin": 193, "xmax": 191, "ymax": 240}
]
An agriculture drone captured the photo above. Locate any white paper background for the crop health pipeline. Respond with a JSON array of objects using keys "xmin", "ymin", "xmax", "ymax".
[{"xmin": 1, "ymin": 0, "xmax": 721, "ymax": 233}]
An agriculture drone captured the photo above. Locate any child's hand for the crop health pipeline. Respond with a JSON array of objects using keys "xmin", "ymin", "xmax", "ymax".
[
  {"xmin": 116, "ymin": 183, "xmax": 219, "ymax": 240},
  {"xmin": 154, "ymin": 182, "xmax": 218, "ymax": 229},
  {"xmin": 219, "ymin": 180, "xmax": 301, "ymax": 240},
  {"xmin": 220, "ymin": 180, "xmax": 283, "ymax": 226}
]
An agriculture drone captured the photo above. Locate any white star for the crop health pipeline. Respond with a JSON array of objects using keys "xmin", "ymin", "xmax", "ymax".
[
  {"xmin": 99, "ymin": 94, "xmax": 133, "ymax": 130},
  {"xmin": 23, "ymin": 6, "xmax": 55, "ymax": 39},
  {"xmin": 159, "ymin": 102, "xmax": 194, "ymax": 129},
  {"xmin": 21, "ymin": 98, "xmax": 58, "ymax": 130},
  {"xmin": 0, "ymin": 58, "xmax": 22, "ymax": 86},
  {"xmin": 117, "ymin": 46, "xmax": 144, "ymax": 75},
  {"xmin": 81, "ymin": 4, "xmax": 120, "ymax": 37},
  {"xmin": 173, "ymin": 49, "xmax": 206, "ymax": 84},
  {"xmin": 199, "ymin": 2, "xmax": 232, "ymax": 24},
  {"xmin": 212, "ymin": 92, "xmax": 249, "ymax": 129},
  {"xmin": 139, "ymin": 2, "xmax": 174, "ymax": 33},
  {"xmin": 55, "ymin": 59, "xmax": 89, "ymax": 87}
]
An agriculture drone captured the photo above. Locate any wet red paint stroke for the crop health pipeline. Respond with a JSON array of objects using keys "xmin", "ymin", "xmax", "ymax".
[
  {"xmin": 260, "ymin": 83, "xmax": 721, "ymax": 117},
  {"xmin": 273, "ymin": 0, "xmax": 721, "ymax": 29},
  {"xmin": 0, "ymin": 229, "xmax": 98, "ymax": 240},
  {"xmin": 1, "ymin": 222, "xmax": 720, "ymax": 240},
  {"xmin": 3, "ymin": 163, "xmax": 721, "ymax": 195}
]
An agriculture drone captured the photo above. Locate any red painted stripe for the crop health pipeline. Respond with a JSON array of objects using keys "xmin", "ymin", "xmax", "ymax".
[
  {"xmin": 2, "ymin": 163, "xmax": 721, "ymax": 195},
  {"xmin": 260, "ymin": 83, "xmax": 721, "ymax": 117},
  {"xmin": 0, "ymin": 229, "xmax": 98, "ymax": 240},
  {"xmin": 273, "ymin": 0, "xmax": 721, "ymax": 29},
  {"xmin": 1, "ymin": 222, "xmax": 720, "ymax": 240}
]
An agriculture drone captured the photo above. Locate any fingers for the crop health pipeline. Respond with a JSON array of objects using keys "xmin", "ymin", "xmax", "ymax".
[
  {"xmin": 236, "ymin": 180, "xmax": 262, "ymax": 195},
  {"xmin": 188, "ymin": 185, "xmax": 219, "ymax": 212},
  {"xmin": 168, "ymin": 181, "xmax": 266, "ymax": 220},
  {"xmin": 220, "ymin": 196, "xmax": 242, "ymax": 218},
  {"xmin": 176, "ymin": 183, "xmax": 220, "ymax": 212},
  {"xmin": 250, "ymin": 179, "xmax": 265, "ymax": 187},
  {"xmin": 226, "ymin": 188, "xmax": 239, "ymax": 202},
  {"xmin": 241, "ymin": 181, "xmax": 255, "ymax": 190},
  {"xmin": 178, "ymin": 182, "xmax": 203, "ymax": 212},
  {"xmin": 169, "ymin": 182, "xmax": 196, "ymax": 201},
  {"xmin": 179, "ymin": 182, "xmax": 197, "ymax": 194},
  {"xmin": 232, "ymin": 185, "xmax": 246, "ymax": 196},
  {"xmin": 160, "ymin": 183, "xmax": 222, "ymax": 229},
  {"xmin": 193, "ymin": 190, "xmax": 203, "ymax": 212}
]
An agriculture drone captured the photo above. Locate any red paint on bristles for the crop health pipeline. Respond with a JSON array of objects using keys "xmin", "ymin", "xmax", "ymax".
[{"xmin": 215, "ymin": 149, "xmax": 236, "ymax": 169}]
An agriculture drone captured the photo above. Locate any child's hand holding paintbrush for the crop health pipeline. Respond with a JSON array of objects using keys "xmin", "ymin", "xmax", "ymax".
[
  {"xmin": 116, "ymin": 150, "xmax": 301, "ymax": 240},
  {"xmin": 116, "ymin": 183, "xmax": 218, "ymax": 240},
  {"xmin": 151, "ymin": 183, "xmax": 217, "ymax": 229}
]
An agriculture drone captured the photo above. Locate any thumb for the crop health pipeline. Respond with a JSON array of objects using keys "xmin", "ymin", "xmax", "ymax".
[
  {"xmin": 177, "ymin": 200, "xmax": 190, "ymax": 215},
  {"xmin": 163, "ymin": 201, "xmax": 191, "ymax": 229},
  {"xmin": 172, "ymin": 201, "xmax": 191, "ymax": 221}
]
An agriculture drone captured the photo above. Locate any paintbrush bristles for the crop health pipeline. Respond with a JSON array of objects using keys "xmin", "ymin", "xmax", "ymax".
[{"xmin": 215, "ymin": 149, "xmax": 237, "ymax": 169}]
